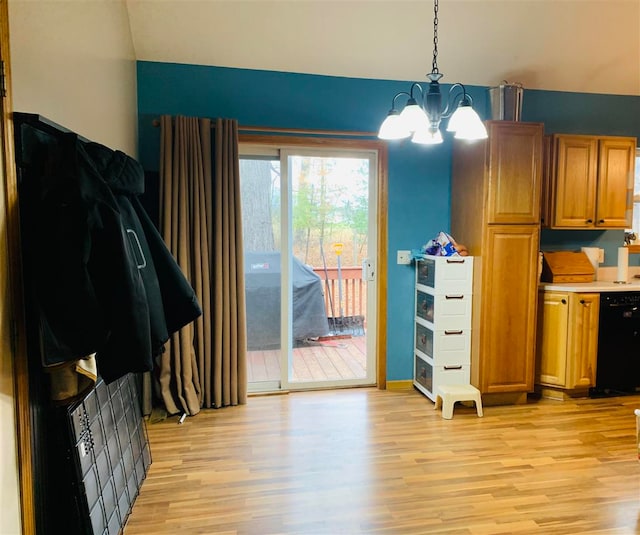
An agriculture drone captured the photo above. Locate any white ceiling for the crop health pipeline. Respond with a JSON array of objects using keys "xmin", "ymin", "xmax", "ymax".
[{"xmin": 125, "ymin": 0, "xmax": 640, "ymax": 96}]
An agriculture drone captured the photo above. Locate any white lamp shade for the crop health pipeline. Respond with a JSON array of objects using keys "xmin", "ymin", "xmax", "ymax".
[
  {"xmin": 448, "ymin": 106, "xmax": 488, "ymax": 140},
  {"xmin": 411, "ymin": 127, "xmax": 443, "ymax": 145},
  {"xmin": 399, "ymin": 101, "xmax": 430, "ymax": 133},
  {"xmin": 446, "ymin": 104, "xmax": 464, "ymax": 132},
  {"xmin": 378, "ymin": 112, "xmax": 411, "ymax": 140}
]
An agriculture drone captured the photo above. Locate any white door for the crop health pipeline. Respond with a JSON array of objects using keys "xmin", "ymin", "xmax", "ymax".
[{"xmin": 240, "ymin": 143, "xmax": 378, "ymax": 392}]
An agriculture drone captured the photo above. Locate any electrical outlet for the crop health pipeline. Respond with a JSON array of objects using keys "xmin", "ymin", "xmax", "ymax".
[
  {"xmin": 598, "ymin": 248, "xmax": 605, "ymax": 263},
  {"xmin": 397, "ymin": 250, "xmax": 411, "ymax": 265}
]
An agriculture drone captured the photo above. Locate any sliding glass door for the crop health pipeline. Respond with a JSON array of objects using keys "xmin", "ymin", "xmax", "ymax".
[{"xmin": 240, "ymin": 142, "xmax": 378, "ymax": 392}]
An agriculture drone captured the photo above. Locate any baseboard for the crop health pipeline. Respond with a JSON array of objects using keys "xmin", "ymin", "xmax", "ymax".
[
  {"xmin": 480, "ymin": 391, "xmax": 529, "ymax": 406},
  {"xmin": 535, "ymin": 385, "xmax": 590, "ymax": 401},
  {"xmin": 386, "ymin": 380, "xmax": 414, "ymax": 391}
]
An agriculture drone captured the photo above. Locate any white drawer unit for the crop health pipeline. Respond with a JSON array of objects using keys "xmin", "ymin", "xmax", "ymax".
[
  {"xmin": 413, "ymin": 256, "xmax": 473, "ymax": 401},
  {"xmin": 416, "ymin": 256, "xmax": 474, "ymax": 294}
]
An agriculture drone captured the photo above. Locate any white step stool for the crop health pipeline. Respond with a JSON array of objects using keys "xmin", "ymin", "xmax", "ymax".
[{"xmin": 434, "ymin": 384, "xmax": 483, "ymax": 419}]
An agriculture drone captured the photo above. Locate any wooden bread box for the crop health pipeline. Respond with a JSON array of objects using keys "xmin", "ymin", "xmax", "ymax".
[{"xmin": 541, "ymin": 251, "xmax": 595, "ymax": 283}]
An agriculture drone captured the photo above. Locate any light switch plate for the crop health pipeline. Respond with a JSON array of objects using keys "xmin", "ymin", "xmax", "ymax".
[
  {"xmin": 397, "ymin": 250, "xmax": 411, "ymax": 265},
  {"xmin": 598, "ymin": 248, "xmax": 605, "ymax": 263}
]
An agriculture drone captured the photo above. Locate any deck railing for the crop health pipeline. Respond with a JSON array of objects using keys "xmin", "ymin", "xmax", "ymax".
[{"xmin": 313, "ymin": 266, "xmax": 366, "ymax": 323}]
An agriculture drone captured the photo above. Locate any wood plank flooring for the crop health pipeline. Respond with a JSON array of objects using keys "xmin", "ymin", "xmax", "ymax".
[
  {"xmin": 124, "ymin": 389, "xmax": 640, "ymax": 534},
  {"xmin": 248, "ymin": 336, "xmax": 367, "ymax": 383}
]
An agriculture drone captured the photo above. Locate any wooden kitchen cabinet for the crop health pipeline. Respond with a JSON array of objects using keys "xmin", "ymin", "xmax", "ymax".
[
  {"xmin": 451, "ymin": 121, "xmax": 544, "ymax": 404},
  {"xmin": 536, "ymin": 291, "xmax": 599, "ymax": 397},
  {"xmin": 486, "ymin": 121, "xmax": 543, "ymax": 224},
  {"xmin": 479, "ymin": 225, "xmax": 540, "ymax": 394},
  {"xmin": 543, "ymin": 134, "xmax": 636, "ymax": 229}
]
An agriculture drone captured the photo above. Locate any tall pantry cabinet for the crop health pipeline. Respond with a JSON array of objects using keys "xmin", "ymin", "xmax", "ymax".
[{"xmin": 450, "ymin": 121, "xmax": 544, "ymax": 404}]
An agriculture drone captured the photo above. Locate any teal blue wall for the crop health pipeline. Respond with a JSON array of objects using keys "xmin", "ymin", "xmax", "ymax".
[{"xmin": 137, "ymin": 61, "xmax": 640, "ymax": 382}]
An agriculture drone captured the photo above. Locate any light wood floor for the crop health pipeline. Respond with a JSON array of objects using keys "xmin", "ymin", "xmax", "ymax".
[{"xmin": 123, "ymin": 388, "xmax": 640, "ymax": 534}]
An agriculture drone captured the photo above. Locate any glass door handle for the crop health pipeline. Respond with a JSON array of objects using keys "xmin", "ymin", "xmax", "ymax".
[{"xmin": 362, "ymin": 259, "xmax": 375, "ymax": 281}]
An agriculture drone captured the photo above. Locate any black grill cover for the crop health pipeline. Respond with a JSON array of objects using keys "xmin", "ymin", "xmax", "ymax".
[{"xmin": 245, "ymin": 252, "xmax": 329, "ymax": 349}]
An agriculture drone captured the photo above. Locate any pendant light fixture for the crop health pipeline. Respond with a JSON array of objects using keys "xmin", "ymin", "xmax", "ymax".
[{"xmin": 377, "ymin": 0, "xmax": 488, "ymax": 145}]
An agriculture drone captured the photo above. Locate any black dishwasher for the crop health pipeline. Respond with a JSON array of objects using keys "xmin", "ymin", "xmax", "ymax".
[{"xmin": 590, "ymin": 292, "xmax": 640, "ymax": 397}]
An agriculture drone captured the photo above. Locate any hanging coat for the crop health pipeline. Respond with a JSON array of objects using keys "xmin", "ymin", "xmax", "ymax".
[{"xmin": 25, "ymin": 132, "xmax": 201, "ymax": 384}]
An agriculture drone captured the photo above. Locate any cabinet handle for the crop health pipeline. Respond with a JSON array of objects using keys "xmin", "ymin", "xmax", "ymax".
[
  {"xmin": 561, "ymin": 298, "xmax": 567, "ymax": 304},
  {"xmin": 598, "ymin": 219, "xmax": 605, "ymax": 224},
  {"xmin": 445, "ymin": 295, "xmax": 464, "ymax": 300},
  {"xmin": 580, "ymin": 299, "xmax": 586, "ymax": 305},
  {"xmin": 445, "ymin": 258, "xmax": 465, "ymax": 264},
  {"xmin": 444, "ymin": 365, "xmax": 463, "ymax": 370},
  {"xmin": 444, "ymin": 330, "xmax": 464, "ymax": 335},
  {"xmin": 586, "ymin": 219, "xmax": 593, "ymax": 223}
]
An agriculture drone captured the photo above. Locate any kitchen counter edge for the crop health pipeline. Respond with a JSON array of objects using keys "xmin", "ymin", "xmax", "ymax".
[{"xmin": 539, "ymin": 280, "xmax": 640, "ymax": 292}]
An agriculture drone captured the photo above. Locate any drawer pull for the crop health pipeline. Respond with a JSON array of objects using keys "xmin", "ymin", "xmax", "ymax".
[
  {"xmin": 446, "ymin": 258, "xmax": 465, "ymax": 264},
  {"xmin": 445, "ymin": 295, "xmax": 464, "ymax": 300},
  {"xmin": 444, "ymin": 365, "xmax": 463, "ymax": 370},
  {"xmin": 444, "ymin": 330, "xmax": 464, "ymax": 335}
]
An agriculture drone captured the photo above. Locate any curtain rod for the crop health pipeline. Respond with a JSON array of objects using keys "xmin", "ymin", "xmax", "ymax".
[{"xmin": 151, "ymin": 118, "xmax": 377, "ymax": 138}]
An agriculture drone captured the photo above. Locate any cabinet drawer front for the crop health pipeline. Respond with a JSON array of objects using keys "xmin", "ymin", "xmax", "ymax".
[
  {"xmin": 414, "ymin": 354, "xmax": 433, "ymax": 396},
  {"xmin": 415, "ymin": 322, "xmax": 431, "ymax": 355},
  {"xmin": 416, "ymin": 290, "xmax": 472, "ymax": 328},
  {"xmin": 416, "ymin": 256, "xmax": 473, "ymax": 293},
  {"xmin": 415, "ymin": 322, "xmax": 471, "ymax": 364},
  {"xmin": 434, "ymin": 365, "xmax": 471, "ymax": 390},
  {"xmin": 413, "ymin": 356, "xmax": 470, "ymax": 401}
]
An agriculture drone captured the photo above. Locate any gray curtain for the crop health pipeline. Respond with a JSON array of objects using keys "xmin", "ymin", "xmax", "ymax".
[{"xmin": 155, "ymin": 115, "xmax": 247, "ymax": 415}]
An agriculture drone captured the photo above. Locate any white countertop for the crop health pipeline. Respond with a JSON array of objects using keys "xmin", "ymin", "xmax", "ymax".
[
  {"xmin": 540, "ymin": 280, "xmax": 640, "ymax": 292},
  {"xmin": 540, "ymin": 266, "xmax": 640, "ymax": 292}
]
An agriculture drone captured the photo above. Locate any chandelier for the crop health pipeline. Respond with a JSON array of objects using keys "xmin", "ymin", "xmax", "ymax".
[{"xmin": 377, "ymin": 0, "xmax": 488, "ymax": 145}]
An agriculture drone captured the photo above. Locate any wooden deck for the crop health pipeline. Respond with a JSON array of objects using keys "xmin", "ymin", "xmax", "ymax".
[{"xmin": 247, "ymin": 334, "xmax": 367, "ymax": 383}]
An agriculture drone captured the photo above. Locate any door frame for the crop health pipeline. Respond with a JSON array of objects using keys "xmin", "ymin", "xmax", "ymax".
[
  {"xmin": 239, "ymin": 134, "xmax": 388, "ymax": 388},
  {"xmin": 1, "ymin": 0, "xmax": 36, "ymax": 531}
]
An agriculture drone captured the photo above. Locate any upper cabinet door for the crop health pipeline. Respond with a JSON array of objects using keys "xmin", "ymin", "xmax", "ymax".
[
  {"xmin": 486, "ymin": 121, "xmax": 543, "ymax": 225},
  {"xmin": 552, "ymin": 135, "xmax": 599, "ymax": 228},
  {"xmin": 595, "ymin": 137, "xmax": 635, "ymax": 228},
  {"xmin": 544, "ymin": 134, "xmax": 636, "ymax": 229}
]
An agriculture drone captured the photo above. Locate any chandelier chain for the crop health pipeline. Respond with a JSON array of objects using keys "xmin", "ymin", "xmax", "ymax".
[
  {"xmin": 377, "ymin": 0, "xmax": 488, "ymax": 142},
  {"xmin": 432, "ymin": 0, "xmax": 439, "ymax": 74}
]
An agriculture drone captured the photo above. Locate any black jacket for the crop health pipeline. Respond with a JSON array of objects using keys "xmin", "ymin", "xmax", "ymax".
[{"xmin": 23, "ymin": 133, "xmax": 201, "ymax": 383}]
